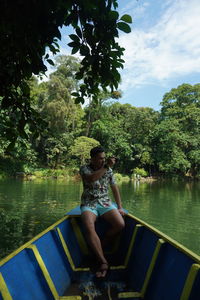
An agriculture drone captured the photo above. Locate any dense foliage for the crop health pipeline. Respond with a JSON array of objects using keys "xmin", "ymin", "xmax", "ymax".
[
  {"xmin": 152, "ymin": 84, "xmax": 200, "ymax": 177},
  {"xmin": 0, "ymin": 0, "xmax": 131, "ymax": 143},
  {"xmin": 0, "ymin": 56, "xmax": 200, "ymax": 179}
]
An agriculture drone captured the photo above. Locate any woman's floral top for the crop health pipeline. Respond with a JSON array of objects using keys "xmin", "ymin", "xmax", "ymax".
[{"xmin": 80, "ymin": 164, "xmax": 116, "ymax": 208}]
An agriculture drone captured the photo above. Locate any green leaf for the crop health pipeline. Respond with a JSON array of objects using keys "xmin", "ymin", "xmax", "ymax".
[
  {"xmin": 109, "ymin": 11, "xmax": 119, "ymax": 20},
  {"xmin": 75, "ymin": 97, "xmax": 84, "ymax": 104},
  {"xmin": 71, "ymin": 92, "xmax": 79, "ymax": 97},
  {"xmin": 21, "ymin": 81, "xmax": 30, "ymax": 96},
  {"xmin": 69, "ymin": 34, "xmax": 80, "ymax": 42},
  {"xmin": 55, "ymin": 28, "xmax": 61, "ymax": 40},
  {"xmin": 80, "ymin": 84, "xmax": 86, "ymax": 91},
  {"xmin": 49, "ymin": 44, "xmax": 58, "ymax": 54},
  {"xmin": 120, "ymin": 14, "xmax": 132, "ymax": 24},
  {"xmin": 76, "ymin": 27, "xmax": 82, "ymax": 39},
  {"xmin": 80, "ymin": 45, "xmax": 90, "ymax": 56},
  {"xmin": 47, "ymin": 59, "xmax": 55, "ymax": 66},
  {"xmin": 113, "ymin": 0, "xmax": 118, "ymax": 9},
  {"xmin": 75, "ymin": 72, "xmax": 83, "ymax": 80},
  {"xmin": 68, "ymin": 41, "xmax": 79, "ymax": 48},
  {"xmin": 112, "ymin": 61, "xmax": 124, "ymax": 68},
  {"xmin": 117, "ymin": 22, "xmax": 131, "ymax": 33},
  {"xmin": 112, "ymin": 70, "xmax": 121, "ymax": 82},
  {"xmin": 6, "ymin": 140, "xmax": 16, "ymax": 153},
  {"xmin": 53, "ymin": 41, "xmax": 60, "ymax": 49},
  {"xmin": 71, "ymin": 47, "xmax": 79, "ymax": 55}
]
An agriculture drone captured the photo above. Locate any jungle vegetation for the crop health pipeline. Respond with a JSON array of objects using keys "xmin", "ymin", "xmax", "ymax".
[
  {"xmin": 0, "ymin": 55, "xmax": 200, "ymax": 179},
  {"xmin": 0, "ymin": 0, "xmax": 131, "ymax": 144},
  {"xmin": 1, "ymin": 1, "xmax": 200, "ymax": 179}
]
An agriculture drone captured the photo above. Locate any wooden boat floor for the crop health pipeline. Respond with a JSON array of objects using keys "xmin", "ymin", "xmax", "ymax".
[{"xmin": 64, "ymin": 282, "xmax": 121, "ymax": 300}]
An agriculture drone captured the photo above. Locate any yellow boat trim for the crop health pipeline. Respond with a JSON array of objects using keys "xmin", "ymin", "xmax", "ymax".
[
  {"xmin": 141, "ymin": 238, "xmax": 165, "ymax": 297},
  {"xmin": 118, "ymin": 291, "xmax": 141, "ymax": 298},
  {"xmin": 2, "ymin": 211, "xmax": 200, "ymax": 270},
  {"xmin": 27, "ymin": 244, "xmax": 59, "ymax": 299},
  {"xmin": 70, "ymin": 218, "xmax": 89, "ymax": 255},
  {"xmin": 110, "ymin": 265, "xmax": 126, "ymax": 270},
  {"xmin": 127, "ymin": 214, "xmax": 200, "ymax": 264},
  {"xmin": 56, "ymin": 228, "xmax": 89, "ymax": 272},
  {"xmin": 59, "ymin": 296, "xmax": 82, "ymax": 299},
  {"xmin": 180, "ymin": 263, "xmax": 200, "ymax": 300},
  {"xmin": 124, "ymin": 224, "xmax": 143, "ymax": 267},
  {"xmin": 0, "ymin": 215, "xmax": 69, "ymax": 267},
  {"xmin": 0, "ymin": 273, "xmax": 13, "ymax": 300},
  {"xmin": 26, "ymin": 244, "xmax": 58, "ymax": 299}
]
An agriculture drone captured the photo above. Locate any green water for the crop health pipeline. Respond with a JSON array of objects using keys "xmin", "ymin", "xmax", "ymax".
[{"xmin": 0, "ymin": 178, "xmax": 200, "ymax": 259}]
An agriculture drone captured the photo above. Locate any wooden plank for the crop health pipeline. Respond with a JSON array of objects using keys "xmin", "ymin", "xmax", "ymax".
[
  {"xmin": 124, "ymin": 224, "xmax": 143, "ymax": 267},
  {"xmin": 141, "ymin": 238, "xmax": 165, "ymax": 297},
  {"xmin": 180, "ymin": 263, "xmax": 200, "ymax": 300},
  {"xmin": 60, "ymin": 297, "xmax": 82, "ymax": 300},
  {"xmin": 0, "ymin": 273, "xmax": 13, "ymax": 300},
  {"xmin": 70, "ymin": 218, "xmax": 89, "ymax": 255},
  {"xmin": 118, "ymin": 291, "xmax": 141, "ymax": 299},
  {"xmin": 27, "ymin": 244, "xmax": 59, "ymax": 300},
  {"xmin": 56, "ymin": 228, "xmax": 89, "ymax": 272}
]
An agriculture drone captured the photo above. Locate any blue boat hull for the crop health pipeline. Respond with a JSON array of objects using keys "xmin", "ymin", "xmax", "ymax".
[{"xmin": 0, "ymin": 206, "xmax": 200, "ymax": 299}]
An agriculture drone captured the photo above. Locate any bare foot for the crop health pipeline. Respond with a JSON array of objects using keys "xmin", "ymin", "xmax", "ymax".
[{"xmin": 96, "ymin": 262, "xmax": 109, "ymax": 278}]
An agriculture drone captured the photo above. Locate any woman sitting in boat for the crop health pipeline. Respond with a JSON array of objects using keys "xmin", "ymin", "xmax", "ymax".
[{"xmin": 80, "ymin": 146, "xmax": 125, "ymax": 278}]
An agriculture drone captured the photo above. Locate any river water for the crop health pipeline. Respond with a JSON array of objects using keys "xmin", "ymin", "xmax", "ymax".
[{"xmin": 0, "ymin": 178, "xmax": 200, "ymax": 259}]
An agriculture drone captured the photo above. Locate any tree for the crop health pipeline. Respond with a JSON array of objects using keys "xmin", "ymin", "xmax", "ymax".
[
  {"xmin": 42, "ymin": 56, "xmax": 83, "ymax": 134},
  {"xmin": 90, "ymin": 109, "xmax": 133, "ymax": 173},
  {"xmin": 31, "ymin": 56, "xmax": 84, "ymax": 167},
  {"xmin": 69, "ymin": 136, "xmax": 100, "ymax": 165},
  {"xmin": 84, "ymin": 90, "xmax": 122, "ymax": 136},
  {"xmin": 152, "ymin": 119, "xmax": 191, "ymax": 175},
  {"xmin": 108, "ymin": 103, "xmax": 158, "ymax": 173},
  {"xmin": 0, "ymin": 0, "xmax": 132, "ymax": 143},
  {"xmin": 153, "ymin": 84, "xmax": 200, "ymax": 176}
]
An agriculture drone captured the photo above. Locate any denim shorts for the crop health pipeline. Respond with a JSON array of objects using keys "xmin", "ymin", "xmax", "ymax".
[{"xmin": 80, "ymin": 203, "xmax": 117, "ymax": 216}]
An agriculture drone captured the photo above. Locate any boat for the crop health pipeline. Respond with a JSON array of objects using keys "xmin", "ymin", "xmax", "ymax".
[{"xmin": 0, "ymin": 206, "xmax": 200, "ymax": 300}]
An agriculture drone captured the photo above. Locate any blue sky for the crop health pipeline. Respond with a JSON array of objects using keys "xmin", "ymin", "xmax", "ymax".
[{"xmin": 48, "ymin": 0, "xmax": 200, "ymax": 111}]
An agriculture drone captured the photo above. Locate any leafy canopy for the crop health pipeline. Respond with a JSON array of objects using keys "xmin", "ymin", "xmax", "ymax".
[
  {"xmin": 0, "ymin": 0, "xmax": 132, "ymax": 142},
  {"xmin": 153, "ymin": 84, "xmax": 200, "ymax": 176},
  {"xmin": 70, "ymin": 136, "xmax": 100, "ymax": 165}
]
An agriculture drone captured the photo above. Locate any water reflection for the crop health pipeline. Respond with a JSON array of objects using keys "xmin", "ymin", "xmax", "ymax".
[
  {"xmin": 0, "ymin": 178, "xmax": 82, "ymax": 259},
  {"xmin": 120, "ymin": 180, "xmax": 200, "ymax": 255},
  {"xmin": 0, "ymin": 178, "xmax": 200, "ymax": 259}
]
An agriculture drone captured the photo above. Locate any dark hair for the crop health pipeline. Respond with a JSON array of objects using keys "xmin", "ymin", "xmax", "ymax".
[{"xmin": 90, "ymin": 146, "xmax": 105, "ymax": 158}]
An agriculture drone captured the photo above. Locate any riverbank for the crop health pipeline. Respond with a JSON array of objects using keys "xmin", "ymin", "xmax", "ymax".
[
  {"xmin": 0, "ymin": 167, "xmax": 128, "ymax": 183},
  {"xmin": 0, "ymin": 166, "xmax": 199, "ymax": 183},
  {"xmin": 13, "ymin": 169, "xmax": 132, "ymax": 183}
]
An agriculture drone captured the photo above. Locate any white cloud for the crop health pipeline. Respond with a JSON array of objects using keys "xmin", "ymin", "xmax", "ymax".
[
  {"xmin": 120, "ymin": 0, "xmax": 149, "ymax": 20},
  {"xmin": 119, "ymin": 0, "xmax": 200, "ymax": 89}
]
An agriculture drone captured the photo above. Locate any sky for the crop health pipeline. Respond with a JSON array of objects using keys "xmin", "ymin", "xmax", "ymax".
[{"xmin": 50, "ymin": 0, "xmax": 200, "ymax": 111}]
